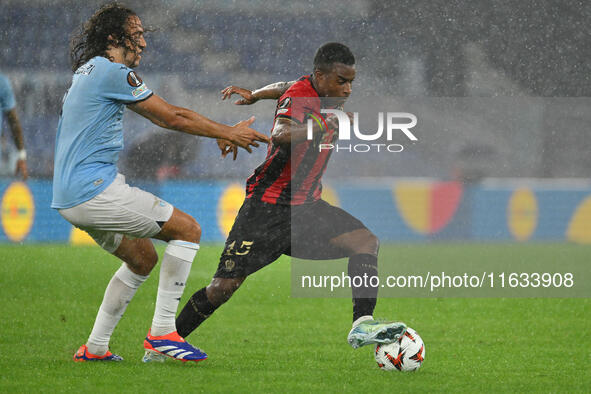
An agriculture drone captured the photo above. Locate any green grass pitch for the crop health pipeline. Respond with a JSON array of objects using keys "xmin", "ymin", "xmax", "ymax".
[{"xmin": 0, "ymin": 243, "xmax": 589, "ymax": 392}]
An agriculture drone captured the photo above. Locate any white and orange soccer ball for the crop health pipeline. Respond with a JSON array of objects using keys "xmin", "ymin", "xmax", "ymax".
[{"xmin": 374, "ymin": 327, "xmax": 425, "ymax": 371}]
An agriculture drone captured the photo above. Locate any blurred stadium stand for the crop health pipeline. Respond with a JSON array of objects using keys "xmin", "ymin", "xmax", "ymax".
[{"xmin": 0, "ymin": 0, "xmax": 589, "ymax": 180}]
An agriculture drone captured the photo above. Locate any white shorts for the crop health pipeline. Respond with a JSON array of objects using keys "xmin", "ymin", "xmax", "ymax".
[{"xmin": 59, "ymin": 174, "xmax": 174, "ymax": 253}]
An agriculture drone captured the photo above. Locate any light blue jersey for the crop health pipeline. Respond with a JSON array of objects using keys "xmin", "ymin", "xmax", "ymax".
[{"xmin": 51, "ymin": 57, "xmax": 152, "ymax": 209}]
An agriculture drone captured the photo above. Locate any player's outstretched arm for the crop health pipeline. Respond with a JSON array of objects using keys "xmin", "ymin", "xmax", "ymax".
[
  {"xmin": 128, "ymin": 94, "xmax": 269, "ymax": 152},
  {"xmin": 221, "ymin": 81, "xmax": 296, "ymax": 105},
  {"xmin": 6, "ymin": 108, "xmax": 27, "ymax": 180}
]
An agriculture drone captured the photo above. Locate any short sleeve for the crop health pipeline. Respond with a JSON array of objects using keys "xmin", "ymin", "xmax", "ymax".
[
  {"xmin": 100, "ymin": 64, "xmax": 153, "ymax": 103},
  {"xmin": 274, "ymin": 90, "xmax": 319, "ymax": 124},
  {"xmin": 0, "ymin": 75, "xmax": 16, "ymax": 112}
]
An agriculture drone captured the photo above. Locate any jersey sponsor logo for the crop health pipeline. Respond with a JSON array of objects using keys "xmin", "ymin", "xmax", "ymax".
[
  {"xmin": 127, "ymin": 71, "xmax": 143, "ymax": 87},
  {"xmin": 75, "ymin": 64, "xmax": 95, "ymax": 75},
  {"xmin": 132, "ymin": 85, "xmax": 148, "ymax": 97},
  {"xmin": 1, "ymin": 182, "xmax": 35, "ymax": 242}
]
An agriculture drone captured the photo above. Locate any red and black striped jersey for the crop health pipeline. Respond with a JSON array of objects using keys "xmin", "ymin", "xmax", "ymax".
[{"xmin": 245, "ymin": 75, "xmax": 337, "ymax": 205}]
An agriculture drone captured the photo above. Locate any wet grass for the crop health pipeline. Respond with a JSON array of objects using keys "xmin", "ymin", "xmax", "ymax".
[{"xmin": 0, "ymin": 244, "xmax": 589, "ymax": 393}]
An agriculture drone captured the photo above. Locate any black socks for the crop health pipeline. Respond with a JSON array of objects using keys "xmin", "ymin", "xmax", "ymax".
[
  {"xmin": 348, "ymin": 254, "xmax": 378, "ymax": 322},
  {"xmin": 176, "ymin": 287, "xmax": 218, "ymax": 338}
]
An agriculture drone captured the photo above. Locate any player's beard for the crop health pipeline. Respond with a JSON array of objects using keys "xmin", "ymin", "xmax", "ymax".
[{"xmin": 123, "ymin": 43, "xmax": 142, "ymax": 68}]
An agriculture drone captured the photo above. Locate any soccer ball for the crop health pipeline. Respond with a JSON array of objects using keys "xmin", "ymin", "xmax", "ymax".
[{"xmin": 374, "ymin": 327, "xmax": 425, "ymax": 371}]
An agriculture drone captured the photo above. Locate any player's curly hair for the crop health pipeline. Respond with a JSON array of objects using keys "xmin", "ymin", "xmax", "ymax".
[
  {"xmin": 70, "ymin": 3, "xmax": 138, "ymax": 71},
  {"xmin": 313, "ymin": 42, "xmax": 355, "ymax": 72}
]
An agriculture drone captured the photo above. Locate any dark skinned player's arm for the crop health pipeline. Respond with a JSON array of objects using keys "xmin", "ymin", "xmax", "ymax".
[
  {"xmin": 271, "ymin": 116, "xmax": 338, "ymax": 148},
  {"xmin": 128, "ymin": 93, "xmax": 268, "ymax": 152},
  {"xmin": 220, "ymin": 81, "xmax": 296, "ymax": 105}
]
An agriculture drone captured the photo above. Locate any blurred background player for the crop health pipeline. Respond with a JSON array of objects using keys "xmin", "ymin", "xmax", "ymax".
[
  {"xmin": 53, "ymin": 3, "xmax": 268, "ymax": 363},
  {"xmin": 0, "ymin": 72, "xmax": 27, "ymax": 180},
  {"xmin": 176, "ymin": 43, "xmax": 406, "ymax": 351}
]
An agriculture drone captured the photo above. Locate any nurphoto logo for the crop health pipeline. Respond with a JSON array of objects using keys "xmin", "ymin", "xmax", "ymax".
[{"xmin": 307, "ymin": 109, "xmax": 418, "ymax": 153}]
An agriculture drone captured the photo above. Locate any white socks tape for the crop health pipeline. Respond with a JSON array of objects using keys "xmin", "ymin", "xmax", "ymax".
[{"xmin": 165, "ymin": 240, "xmax": 199, "ymax": 262}]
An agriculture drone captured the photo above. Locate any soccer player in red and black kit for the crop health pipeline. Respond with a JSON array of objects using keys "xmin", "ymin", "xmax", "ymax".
[{"xmin": 176, "ymin": 43, "xmax": 406, "ymax": 351}]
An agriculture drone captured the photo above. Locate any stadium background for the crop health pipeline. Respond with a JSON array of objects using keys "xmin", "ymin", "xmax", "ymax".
[
  {"xmin": 1, "ymin": 0, "xmax": 590, "ymax": 245},
  {"xmin": 1, "ymin": 2, "xmax": 590, "ymax": 392}
]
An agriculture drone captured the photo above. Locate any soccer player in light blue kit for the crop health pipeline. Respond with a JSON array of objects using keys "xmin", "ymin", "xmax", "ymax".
[
  {"xmin": 52, "ymin": 3, "xmax": 268, "ymax": 363},
  {"xmin": 0, "ymin": 72, "xmax": 27, "ymax": 179}
]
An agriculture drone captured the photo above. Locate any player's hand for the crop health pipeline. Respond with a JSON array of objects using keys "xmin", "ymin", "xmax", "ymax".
[
  {"xmin": 230, "ymin": 116, "xmax": 270, "ymax": 153},
  {"xmin": 325, "ymin": 112, "xmax": 354, "ymax": 134},
  {"xmin": 221, "ymin": 86, "xmax": 258, "ymax": 105},
  {"xmin": 217, "ymin": 138, "xmax": 238, "ymax": 160},
  {"xmin": 15, "ymin": 159, "xmax": 28, "ymax": 180}
]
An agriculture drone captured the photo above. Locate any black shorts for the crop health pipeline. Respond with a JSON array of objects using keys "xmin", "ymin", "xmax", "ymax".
[{"xmin": 214, "ymin": 198, "xmax": 367, "ymax": 278}]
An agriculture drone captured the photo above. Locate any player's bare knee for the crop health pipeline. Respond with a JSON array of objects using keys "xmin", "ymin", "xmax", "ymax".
[
  {"xmin": 157, "ymin": 209, "xmax": 201, "ymax": 243},
  {"xmin": 180, "ymin": 216, "xmax": 201, "ymax": 243},
  {"xmin": 353, "ymin": 230, "xmax": 380, "ymax": 256},
  {"xmin": 189, "ymin": 218, "xmax": 201, "ymax": 243},
  {"xmin": 147, "ymin": 247, "xmax": 159, "ymax": 267},
  {"xmin": 115, "ymin": 238, "xmax": 158, "ymax": 275},
  {"xmin": 369, "ymin": 232, "xmax": 380, "ymax": 253},
  {"xmin": 140, "ymin": 248, "xmax": 158, "ymax": 271},
  {"xmin": 125, "ymin": 250, "xmax": 157, "ymax": 275}
]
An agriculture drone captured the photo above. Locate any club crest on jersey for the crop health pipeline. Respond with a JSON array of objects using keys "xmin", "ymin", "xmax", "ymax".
[
  {"xmin": 224, "ymin": 259, "xmax": 235, "ymax": 272},
  {"xmin": 127, "ymin": 71, "xmax": 143, "ymax": 87}
]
